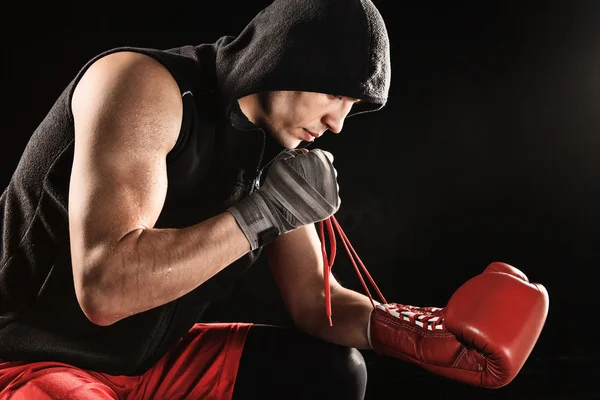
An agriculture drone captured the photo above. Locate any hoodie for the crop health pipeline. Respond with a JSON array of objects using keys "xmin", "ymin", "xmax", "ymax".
[{"xmin": 0, "ymin": 0, "xmax": 390, "ymax": 375}]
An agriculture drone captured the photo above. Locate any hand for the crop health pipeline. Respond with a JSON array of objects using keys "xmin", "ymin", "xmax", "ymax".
[
  {"xmin": 228, "ymin": 148, "xmax": 340, "ymax": 250},
  {"xmin": 368, "ymin": 262, "xmax": 549, "ymax": 388}
]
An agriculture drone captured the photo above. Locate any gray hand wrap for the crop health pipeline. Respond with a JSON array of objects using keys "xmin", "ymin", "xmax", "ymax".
[{"xmin": 228, "ymin": 149, "xmax": 341, "ymax": 250}]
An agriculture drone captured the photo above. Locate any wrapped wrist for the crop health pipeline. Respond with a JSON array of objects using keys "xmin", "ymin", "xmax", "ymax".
[{"xmin": 228, "ymin": 192, "xmax": 281, "ymax": 250}]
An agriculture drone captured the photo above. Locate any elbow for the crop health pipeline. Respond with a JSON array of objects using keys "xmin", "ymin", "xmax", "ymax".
[
  {"xmin": 73, "ymin": 259, "xmax": 123, "ymax": 327},
  {"xmin": 78, "ymin": 296, "xmax": 115, "ymax": 327}
]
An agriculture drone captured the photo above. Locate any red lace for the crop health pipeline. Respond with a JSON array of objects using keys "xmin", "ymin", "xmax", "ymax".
[{"xmin": 318, "ymin": 216, "xmax": 388, "ymax": 326}]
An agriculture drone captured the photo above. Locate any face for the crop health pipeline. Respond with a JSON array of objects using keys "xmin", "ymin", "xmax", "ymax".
[{"xmin": 247, "ymin": 91, "xmax": 360, "ymax": 149}]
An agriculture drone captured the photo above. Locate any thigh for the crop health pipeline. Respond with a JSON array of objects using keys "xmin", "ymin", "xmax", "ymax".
[
  {"xmin": 0, "ymin": 360, "xmax": 119, "ymax": 400},
  {"xmin": 232, "ymin": 324, "xmax": 367, "ymax": 400},
  {"xmin": 132, "ymin": 323, "xmax": 252, "ymax": 400}
]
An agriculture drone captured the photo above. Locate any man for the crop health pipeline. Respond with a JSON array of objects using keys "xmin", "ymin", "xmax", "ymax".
[
  {"xmin": 0, "ymin": 0, "xmax": 388, "ymax": 398},
  {"xmin": 0, "ymin": 0, "xmax": 548, "ymax": 399}
]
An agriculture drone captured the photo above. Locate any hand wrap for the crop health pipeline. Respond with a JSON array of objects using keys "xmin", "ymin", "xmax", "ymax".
[{"xmin": 228, "ymin": 149, "xmax": 340, "ymax": 250}]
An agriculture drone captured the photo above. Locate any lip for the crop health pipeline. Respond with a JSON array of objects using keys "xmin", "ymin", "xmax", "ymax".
[{"xmin": 303, "ymin": 129, "xmax": 321, "ymax": 140}]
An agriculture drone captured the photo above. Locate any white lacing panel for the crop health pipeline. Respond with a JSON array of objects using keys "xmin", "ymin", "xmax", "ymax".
[{"xmin": 376, "ymin": 304, "xmax": 445, "ymax": 331}]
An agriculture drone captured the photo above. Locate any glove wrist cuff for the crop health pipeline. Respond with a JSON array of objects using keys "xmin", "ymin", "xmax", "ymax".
[{"xmin": 366, "ymin": 307, "xmax": 375, "ymax": 350}]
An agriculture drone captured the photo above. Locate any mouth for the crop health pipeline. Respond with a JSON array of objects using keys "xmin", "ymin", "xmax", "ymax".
[{"xmin": 303, "ymin": 129, "xmax": 321, "ymax": 141}]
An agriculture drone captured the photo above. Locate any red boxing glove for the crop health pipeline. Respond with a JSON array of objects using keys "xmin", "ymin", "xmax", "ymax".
[{"xmin": 368, "ymin": 262, "xmax": 549, "ymax": 388}]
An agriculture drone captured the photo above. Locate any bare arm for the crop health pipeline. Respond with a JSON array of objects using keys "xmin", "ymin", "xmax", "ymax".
[
  {"xmin": 69, "ymin": 51, "xmax": 250, "ymax": 326},
  {"xmin": 266, "ymin": 223, "xmax": 377, "ymax": 349}
]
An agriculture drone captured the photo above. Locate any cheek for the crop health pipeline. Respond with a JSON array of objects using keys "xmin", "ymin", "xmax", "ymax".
[
  {"xmin": 284, "ymin": 106, "xmax": 309, "ymax": 128},
  {"xmin": 297, "ymin": 103, "xmax": 327, "ymax": 126},
  {"xmin": 282, "ymin": 96, "xmax": 330, "ymax": 128}
]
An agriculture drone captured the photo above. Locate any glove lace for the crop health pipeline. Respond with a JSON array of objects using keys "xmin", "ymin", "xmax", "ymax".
[
  {"xmin": 319, "ymin": 217, "xmax": 445, "ymax": 331},
  {"xmin": 375, "ymin": 304, "xmax": 445, "ymax": 331},
  {"xmin": 318, "ymin": 216, "xmax": 389, "ymax": 326}
]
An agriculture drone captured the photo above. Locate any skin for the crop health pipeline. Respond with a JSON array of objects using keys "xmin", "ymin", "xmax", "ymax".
[
  {"xmin": 70, "ymin": 50, "xmax": 376, "ymax": 349},
  {"xmin": 238, "ymin": 91, "xmax": 360, "ymax": 149}
]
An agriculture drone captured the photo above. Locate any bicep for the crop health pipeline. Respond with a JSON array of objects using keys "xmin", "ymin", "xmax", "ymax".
[{"xmin": 69, "ymin": 51, "xmax": 182, "ymax": 281}]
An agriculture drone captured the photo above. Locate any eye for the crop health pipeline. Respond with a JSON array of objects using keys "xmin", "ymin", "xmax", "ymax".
[{"xmin": 328, "ymin": 94, "xmax": 343, "ymax": 101}]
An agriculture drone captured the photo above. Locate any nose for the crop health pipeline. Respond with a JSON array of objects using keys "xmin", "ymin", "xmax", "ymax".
[
  {"xmin": 323, "ymin": 101, "xmax": 354, "ymax": 134},
  {"xmin": 324, "ymin": 116, "xmax": 344, "ymax": 134}
]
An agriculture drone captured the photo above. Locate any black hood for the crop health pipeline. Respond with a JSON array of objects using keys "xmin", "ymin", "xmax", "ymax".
[{"xmin": 215, "ymin": 0, "xmax": 391, "ymax": 120}]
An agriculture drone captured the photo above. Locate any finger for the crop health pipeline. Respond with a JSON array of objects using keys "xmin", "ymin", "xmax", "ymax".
[
  {"xmin": 321, "ymin": 150, "xmax": 334, "ymax": 164},
  {"xmin": 285, "ymin": 149, "xmax": 306, "ymax": 157},
  {"xmin": 273, "ymin": 149, "xmax": 305, "ymax": 164},
  {"xmin": 311, "ymin": 148, "xmax": 334, "ymax": 164}
]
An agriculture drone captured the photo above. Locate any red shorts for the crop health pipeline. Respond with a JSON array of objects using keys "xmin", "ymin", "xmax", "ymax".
[{"xmin": 0, "ymin": 322, "xmax": 252, "ymax": 400}]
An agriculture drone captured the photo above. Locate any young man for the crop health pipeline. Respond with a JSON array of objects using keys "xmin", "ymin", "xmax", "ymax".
[
  {"xmin": 0, "ymin": 0, "xmax": 548, "ymax": 398},
  {"xmin": 0, "ymin": 0, "xmax": 389, "ymax": 398}
]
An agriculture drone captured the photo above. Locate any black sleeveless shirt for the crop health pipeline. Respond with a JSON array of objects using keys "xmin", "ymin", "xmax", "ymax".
[{"xmin": 0, "ymin": 43, "xmax": 283, "ymax": 375}]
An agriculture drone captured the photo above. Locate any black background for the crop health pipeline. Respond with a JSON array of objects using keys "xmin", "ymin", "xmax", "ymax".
[{"xmin": 3, "ymin": 1, "xmax": 599, "ymax": 398}]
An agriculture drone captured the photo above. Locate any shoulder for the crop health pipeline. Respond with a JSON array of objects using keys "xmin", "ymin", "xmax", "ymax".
[
  {"xmin": 73, "ymin": 50, "xmax": 182, "ymax": 106},
  {"xmin": 71, "ymin": 50, "xmax": 183, "ymax": 153}
]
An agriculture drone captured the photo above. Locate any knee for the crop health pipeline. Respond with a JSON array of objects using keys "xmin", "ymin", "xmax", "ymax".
[
  {"xmin": 338, "ymin": 347, "xmax": 367, "ymax": 380},
  {"xmin": 320, "ymin": 346, "xmax": 368, "ymax": 399}
]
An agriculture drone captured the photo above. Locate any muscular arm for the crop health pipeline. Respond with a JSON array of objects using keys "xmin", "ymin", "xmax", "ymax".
[
  {"xmin": 69, "ymin": 51, "xmax": 250, "ymax": 326},
  {"xmin": 266, "ymin": 223, "xmax": 377, "ymax": 350}
]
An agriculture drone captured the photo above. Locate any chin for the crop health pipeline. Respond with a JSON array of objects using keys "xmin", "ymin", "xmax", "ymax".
[
  {"xmin": 268, "ymin": 128, "xmax": 305, "ymax": 149},
  {"xmin": 291, "ymin": 141, "xmax": 305, "ymax": 149},
  {"xmin": 280, "ymin": 137, "xmax": 303, "ymax": 149}
]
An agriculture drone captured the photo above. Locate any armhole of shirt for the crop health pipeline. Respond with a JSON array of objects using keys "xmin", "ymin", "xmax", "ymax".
[
  {"xmin": 166, "ymin": 89, "xmax": 195, "ymax": 163},
  {"xmin": 65, "ymin": 46, "xmax": 195, "ymax": 164}
]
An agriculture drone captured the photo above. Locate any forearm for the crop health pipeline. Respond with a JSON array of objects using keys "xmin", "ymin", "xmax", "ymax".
[
  {"xmin": 267, "ymin": 223, "xmax": 377, "ymax": 349},
  {"xmin": 83, "ymin": 211, "xmax": 249, "ymax": 325},
  {"xmin": 298, "ymin": 283, "xmax": 378, "ymax": 350}
]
